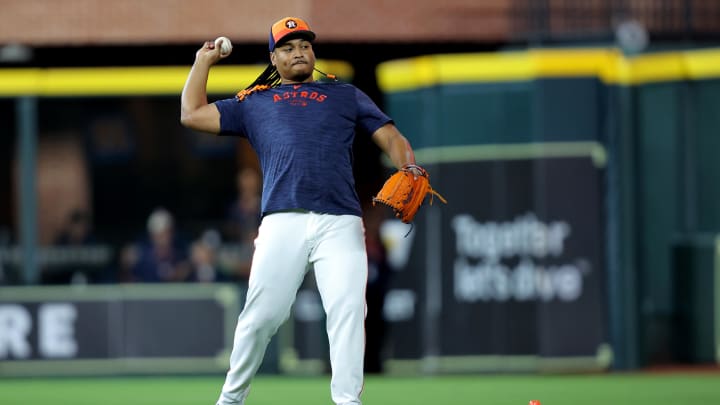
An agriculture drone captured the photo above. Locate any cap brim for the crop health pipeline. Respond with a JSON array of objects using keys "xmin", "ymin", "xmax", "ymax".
[{"xmin": 274, "ymin": 30, "xmax": 316, "ymax": 49}]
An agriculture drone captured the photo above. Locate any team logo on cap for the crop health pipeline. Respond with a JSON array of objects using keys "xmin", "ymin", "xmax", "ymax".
[{"xmin": 286, "ymin": 20, "xmax": 297, "ymax": 29}]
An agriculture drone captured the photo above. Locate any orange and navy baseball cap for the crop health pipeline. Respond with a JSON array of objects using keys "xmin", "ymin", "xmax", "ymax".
[{"xmin": 269, "ymin": 17, "xmax": 316, "ymax": 51}]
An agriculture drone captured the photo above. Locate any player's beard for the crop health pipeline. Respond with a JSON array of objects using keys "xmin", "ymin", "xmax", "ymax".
[{"xmin": 287, "ymin": 64, "xmax": 313, "ymax": 82}]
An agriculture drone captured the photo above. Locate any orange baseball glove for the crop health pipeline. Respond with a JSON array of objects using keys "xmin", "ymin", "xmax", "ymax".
[{"xmin": 372, "ymin": 164, "xmax": 447, "ymax": 224}]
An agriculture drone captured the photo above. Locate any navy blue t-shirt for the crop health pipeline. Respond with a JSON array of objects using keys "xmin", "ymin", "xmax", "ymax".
[{"xmin": 215, "ymin": 82, "xmax": 392, "ymax": 217}]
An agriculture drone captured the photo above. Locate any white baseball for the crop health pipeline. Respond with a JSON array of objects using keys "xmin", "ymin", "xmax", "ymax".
[{"xmin": 214, "ymin": 36, "xmax": 233, "ymax": 56}]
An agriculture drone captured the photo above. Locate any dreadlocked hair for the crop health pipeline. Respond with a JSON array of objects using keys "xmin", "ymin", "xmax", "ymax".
[
  {"xmin": 236, "ymin": 63, "xmax": 339, "ymax": 102},
  {"xmin": 236, "ymin": 63, "xmax": 282, "ymax": 102}
]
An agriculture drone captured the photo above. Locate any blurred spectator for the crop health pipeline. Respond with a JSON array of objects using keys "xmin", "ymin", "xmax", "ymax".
[
  {"xmin": 43, "ymin": 208, "xmax": 103, "ymax": 284},
  {"xmin": 221, "ymin": 167, "xmax": 262, "ymax": 281},
  {"xmin": 363, "ymin": 203, "xmax": 392, "ymax": 374},
  {"xmin": 54, "ymin": 208, "xmax": 97, "ymax": 246},
  {"xmin": 189, "ymin": 228, "xmax": 230, "ymax": 282},
  {"xmin": 119, "ymin": 207, "xmax": 192, "ymax": 283},
  {"xmin": 224, "ymin": 167, "xmax": 261, "ymax": 245}
]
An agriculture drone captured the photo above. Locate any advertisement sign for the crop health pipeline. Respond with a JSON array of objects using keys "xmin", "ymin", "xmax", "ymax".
[
  {"xmin": 0, "ymin": 283, "xmax": 241, "ymax": 376},
  {"xmin": 382, "ymin": 155, "xmax": 609, "ymax": 372}
]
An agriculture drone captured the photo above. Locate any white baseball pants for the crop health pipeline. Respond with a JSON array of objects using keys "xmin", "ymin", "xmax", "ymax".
[{"xmin": 216, "ymin": 212, "xmax": 367, "ymax": 405}]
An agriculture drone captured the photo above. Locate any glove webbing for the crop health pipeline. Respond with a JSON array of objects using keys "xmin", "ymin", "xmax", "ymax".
[{"xmin": 402, "ymin": 164, "xmax": 447, "ymax": 206}]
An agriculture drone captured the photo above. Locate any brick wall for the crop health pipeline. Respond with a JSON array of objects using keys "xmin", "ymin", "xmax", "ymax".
[
  {"xmin": 0, "ymin": 0, "xmax": 511, "ymax": 46},
  {"xmin": 3, "ymin": 1, "xmax": 717, "ymax": 49}
]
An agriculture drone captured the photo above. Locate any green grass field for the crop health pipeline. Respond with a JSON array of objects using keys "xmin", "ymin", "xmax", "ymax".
[{"xmin": 1, "ymin": 372, "xmax": 719, "ymax": 405}]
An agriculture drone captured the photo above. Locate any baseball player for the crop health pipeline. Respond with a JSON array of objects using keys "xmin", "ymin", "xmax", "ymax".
[{"xmin": 181, "ymin": 16, "xmax": 421, "ymax": 405}]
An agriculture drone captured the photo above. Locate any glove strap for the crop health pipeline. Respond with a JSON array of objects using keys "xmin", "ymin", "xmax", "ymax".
[
  {"xmin": 429, "ymin": 187, "xmax": 448, "ymax": 205},
  {"xmin": 402, "ymin": 164, "xmax": 427, "ymax": 177}
]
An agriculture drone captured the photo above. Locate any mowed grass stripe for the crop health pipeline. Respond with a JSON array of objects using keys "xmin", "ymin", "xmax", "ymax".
[{"xmin": 0, "ymin": 373, "xmax": 718, "ymax": 405}]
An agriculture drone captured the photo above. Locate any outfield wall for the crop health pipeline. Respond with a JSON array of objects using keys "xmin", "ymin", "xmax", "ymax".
[
  {"xmin": 374, "ymin": 47, "xmax": 720, "ymax": 371},
  {"xmin": 0, "ymin": 283, "xmax": 244, "ymax": 377}
]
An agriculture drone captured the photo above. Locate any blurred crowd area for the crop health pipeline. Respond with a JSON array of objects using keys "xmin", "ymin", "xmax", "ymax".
[
  {"xmin": 0, "ymin": 159, "xmax": 264, "ymax": 286},
  {"xmin": 0, "ymin": 94, "xmax": 388, "ymax": 286},
  {"xmin": 0, "ymin": 95, "xmax": 391, "ymax": 287}
]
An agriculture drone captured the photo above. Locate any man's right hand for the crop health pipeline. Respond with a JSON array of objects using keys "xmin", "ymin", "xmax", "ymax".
[{"xmin": 195, "ymin": 40, "xmax": 229, "ymax": 66}]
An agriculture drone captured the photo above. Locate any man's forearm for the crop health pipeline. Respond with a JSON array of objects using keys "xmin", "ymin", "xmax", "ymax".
[
  {"xmin": 181, "ymin": 62, "xmax": 211, "ymax": 119},
  {"xmin": 388, "ymin": 135, "xmax": 416, "ymax": 169}
]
